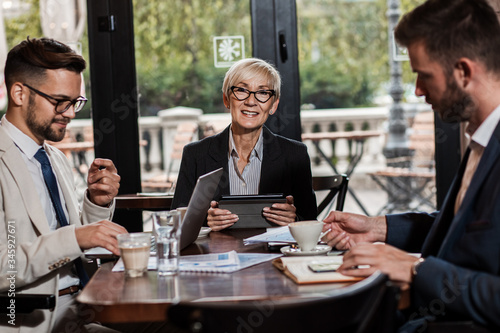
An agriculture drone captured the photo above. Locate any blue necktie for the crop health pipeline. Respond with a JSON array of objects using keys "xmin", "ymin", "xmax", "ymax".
[{"xmin": 34, "ymin": 148, "xmax": 89, "ymax": 287}]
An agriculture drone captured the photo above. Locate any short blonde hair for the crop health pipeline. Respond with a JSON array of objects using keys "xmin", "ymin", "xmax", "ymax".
[{"xmin": 222, "ymin": 58, "xmax": 281, "ymax": 100}]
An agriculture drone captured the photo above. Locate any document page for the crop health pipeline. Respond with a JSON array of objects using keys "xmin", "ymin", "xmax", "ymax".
[
  {"xmin": 112, "ymin": 250, "xmax": 282, "ymax": 273},
  {"xmin": 243, "ymin": 226, "xmax": 295, "ymax": 245}
]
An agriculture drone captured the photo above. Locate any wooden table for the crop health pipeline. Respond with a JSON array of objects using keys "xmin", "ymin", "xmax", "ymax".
[
  {"xmin": 302, "ymin": 130, "xmax": 384, "ymax": 215},
  {"xmin": 77, "ymin": 229, "xmax": 353, "ymax": 323}
]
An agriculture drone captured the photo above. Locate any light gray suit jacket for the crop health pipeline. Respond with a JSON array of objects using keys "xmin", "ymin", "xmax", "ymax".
[{"xmin": 0, "ymin": 126, "xmax": 115, "ymax": 332}]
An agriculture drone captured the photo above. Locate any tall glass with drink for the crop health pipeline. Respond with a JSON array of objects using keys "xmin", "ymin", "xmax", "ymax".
[{"xmin": 152, "ymin": 210, "xmax": 182, "ymax": 275}]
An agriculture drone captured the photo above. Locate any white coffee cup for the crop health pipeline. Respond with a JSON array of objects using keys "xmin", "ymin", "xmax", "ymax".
[
  {"xmin": 176, "ymin": 207, "xmax": 188, "ymax": 223},
  {"xmin": 117, "ymin": 232, "xmax": 151, "ymax": 278},
  {"xmin": 288, "ymin": 220, "xmax": 324, "ymax": 252}
]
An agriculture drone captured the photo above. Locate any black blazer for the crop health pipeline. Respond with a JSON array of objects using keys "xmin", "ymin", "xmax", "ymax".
[
  {"xmin": 171, "ymin": 125, "xmax": 317, "ymax": 220},
  {"xmin": 386, "ymin": 120, "xmax": 500, "ymax": 329}
]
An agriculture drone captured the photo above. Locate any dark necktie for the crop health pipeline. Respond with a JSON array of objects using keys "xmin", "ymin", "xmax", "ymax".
[{"xmin": 34, "ymin": 148, "xmax": 89, "ymax": 287}]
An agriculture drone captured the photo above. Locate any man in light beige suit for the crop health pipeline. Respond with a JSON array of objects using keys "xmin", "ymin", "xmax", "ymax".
[{"xmin": 0, "ymin": 37, "xmax": 127, "ymax": 332}]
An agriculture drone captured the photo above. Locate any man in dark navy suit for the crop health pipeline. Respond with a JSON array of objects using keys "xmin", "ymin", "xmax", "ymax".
[{"xmin": 321, "ymin": 0, "xmax": 500, "ymax": 331}]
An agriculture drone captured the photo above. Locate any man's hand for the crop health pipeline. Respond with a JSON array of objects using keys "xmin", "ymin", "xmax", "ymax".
[
  {"xmin": 262, "ymin": 195, "xmax": 296, "ymax": 225},
  {"xmin": 338, "ymin": 243, "xmax": 418, "ymax": 285},
  {"xmin": 87, "ymin": 159, "xmax": 120, "ymax": 207},
  {"xmin": 207, "ymin": 201, "xmax": 238, "ymax": 231},
  {"xmin": 75, "ymin": 220, "xmax": 128, "ymax": 256},
  {"xmin": 321, "ymin": 211, "xmax": 387, "ymax": 250}
]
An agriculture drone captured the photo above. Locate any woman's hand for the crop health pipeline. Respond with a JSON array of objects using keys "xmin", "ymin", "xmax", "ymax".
[
  {"xmin": 262, "ymin": 195, "xmax": 296, "ymax": 226},
  {"xmin": 207, "ymin": 201, "xmax": 239, "ymax": 231}
]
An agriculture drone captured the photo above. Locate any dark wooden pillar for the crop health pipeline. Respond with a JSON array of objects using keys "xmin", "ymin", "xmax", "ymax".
[
  {"xmin": 87, "ymin": 0, "xmax": 142, "ymax": 231},
  {"xmin": 251, "ymin": 0, "xmax": 302, "ymax": 141}
]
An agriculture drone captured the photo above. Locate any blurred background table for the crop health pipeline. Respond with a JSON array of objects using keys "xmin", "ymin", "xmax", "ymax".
[
  {"xmin": 115, "ymin": 193, "xmax": 173, "ymax": 210},
  {"xmin": 302, "ymin": 130, "xmax": 383, "ymax": 215}
]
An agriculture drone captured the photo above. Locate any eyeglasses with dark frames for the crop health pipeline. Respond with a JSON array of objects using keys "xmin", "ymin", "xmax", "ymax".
[
  {"xmin": 230, "ymin": 86, "xmax": 275, "ymax": 103},
  {"xmin": 23, "ymin": 83, "xmax": 87, "ymax": 114}
]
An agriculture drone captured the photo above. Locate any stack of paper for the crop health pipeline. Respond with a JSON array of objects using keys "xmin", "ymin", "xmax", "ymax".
[
  {"xmin": 243, "ymin": 226, "xmax": 295, "ymax": 245},
  {"xmin": 112, "ymin": 250, "xmax": 282, "ymax": 274}
]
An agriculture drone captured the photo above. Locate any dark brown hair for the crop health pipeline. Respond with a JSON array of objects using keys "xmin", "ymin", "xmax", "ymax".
[
  {"xmin": 4, "ymin": 37, "xmax": 86, "ymax": 90},
  {"xmin": 395, "ymin": 0, "xmax": 500, "ymax": 75}
]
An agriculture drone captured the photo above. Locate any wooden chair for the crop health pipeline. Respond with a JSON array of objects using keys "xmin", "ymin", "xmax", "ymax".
[
  {"xmin": 166, "ymin": 271, "xmax": 399, "ymax": 333},
  {"xmin": 368, "ymin": 111, "xmax": 436, "ymax": 214},
  {"xmin": 142, "ymin": 122, "xmax": 198, "ymax": 192},
  {"xmin": 312, "ymin": 174, "xmax": 349, "ymax": 217}
]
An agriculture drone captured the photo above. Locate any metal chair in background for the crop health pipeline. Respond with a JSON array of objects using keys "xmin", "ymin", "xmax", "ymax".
[
  {"xmin": 368, "ymin": 111, "xmax": 436, "ymax": 214},
  {"xmin": 312, "ymin": 174, "xmax": 349, "ymax": 218}
]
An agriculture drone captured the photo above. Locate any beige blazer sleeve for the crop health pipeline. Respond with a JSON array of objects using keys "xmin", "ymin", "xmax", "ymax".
[{"xmin": 0, "ymin": 130, "xmax": 114, "ymax": 292}]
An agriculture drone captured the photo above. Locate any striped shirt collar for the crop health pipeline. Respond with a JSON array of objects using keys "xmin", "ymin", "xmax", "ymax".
[{"xmin": 228, "ymin": 126, "xmax": 264, "ymax": 161}]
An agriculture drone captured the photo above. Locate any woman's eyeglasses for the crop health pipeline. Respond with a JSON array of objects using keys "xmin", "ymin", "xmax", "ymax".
[{"xmin": 230, "ymin": 86, "xmax": 275, "ymax": 103}]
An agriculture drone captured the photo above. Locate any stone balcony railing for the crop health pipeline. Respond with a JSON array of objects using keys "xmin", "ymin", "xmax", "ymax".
[{"xmin": 66, "ymin": 103, "xmax": 431, "ymax": 182}]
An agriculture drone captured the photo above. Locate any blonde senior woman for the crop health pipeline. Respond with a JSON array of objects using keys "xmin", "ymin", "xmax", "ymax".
[{"xmin": 172, "ymin": 58, "xmax": 316, "ymax": 231}]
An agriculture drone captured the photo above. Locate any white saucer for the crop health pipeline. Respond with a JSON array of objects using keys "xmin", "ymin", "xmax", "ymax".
[
  {"xmin": 280, "ymin": 244, "xmax": 332, "ymax": 256},
  {"xmin": 198, "ymin": 227, "xmax": 212, "ymax": 238}
]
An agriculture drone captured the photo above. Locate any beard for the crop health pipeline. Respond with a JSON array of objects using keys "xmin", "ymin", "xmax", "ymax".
[
  {"xmin": 434, "ymin": 77, "xmax": 475, "ymax": 123},
  {"xmin": 26, "ymin": 96, "xmax": 69, "ymax": 142}
]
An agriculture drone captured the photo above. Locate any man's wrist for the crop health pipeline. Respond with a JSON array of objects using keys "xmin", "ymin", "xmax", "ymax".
[
  {"xmin": 411, "ymin": 257, "xmax": 425, "ymax": 281},
  {"xmin": 85, "ymin": 190, "xmax": 112, "ymax": 208},
  {"xmin": 373, "ymin": 215, "xmax": 388, "ymax": 242}
]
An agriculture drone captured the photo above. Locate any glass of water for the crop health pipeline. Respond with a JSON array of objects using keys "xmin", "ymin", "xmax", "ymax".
[{"xmin": 152, "ymin": 210, "xmax": 182, "ymax": 276}]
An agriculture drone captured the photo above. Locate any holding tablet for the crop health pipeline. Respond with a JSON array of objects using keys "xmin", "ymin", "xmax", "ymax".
[
  {"xmin": 170, "ymin": 58, "xmax": 318, "ymax": 232},
  {"xmin": 218, "ymin": 194, "xmax": 287, "ymax": 228}
]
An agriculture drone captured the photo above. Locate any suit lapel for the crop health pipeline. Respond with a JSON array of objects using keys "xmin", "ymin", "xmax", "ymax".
[
  {"xmin": 422, "ymin": 122, "xmax": 500, "ymax": 257},
  {"xmin": 437, "ymin": 132, "xmax": 500, "ymax": 257},
  {"xmin": 260, "ymin": 127, "xmax": 283, "ymax": 193},
  {"xmin": 207, "ymin": 126, "xmax": 231, "ymax": 195},
  {"xmin": 421, "ymin": 149, "xmax": 468, "ymax": 257},
  {"xmin": 0, "ymin": 128, "xmax": 51, "ymax": 235}
]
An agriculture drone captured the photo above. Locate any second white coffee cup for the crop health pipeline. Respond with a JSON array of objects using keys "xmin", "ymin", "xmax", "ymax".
[{"xmin": 288, "ymin": 220, "xmax": 324, "ymax": 252}]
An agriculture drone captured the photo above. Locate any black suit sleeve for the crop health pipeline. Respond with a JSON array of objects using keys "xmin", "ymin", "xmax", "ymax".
[
  {"xmin": 291, "ymin": 144, "xmax": 317, "ymax": 220},
  {"xmin": 386, "ymin": 212, "xmax": 436, "ymax": 252},
  {"xmin": 171, "ymin": 144, "xmax": 198, "ymax": 209}
]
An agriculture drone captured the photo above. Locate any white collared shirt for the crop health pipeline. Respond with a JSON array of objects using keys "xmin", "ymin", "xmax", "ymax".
[
  {"xmin": 228, "ymin": 128, "xmax": 263, "ymax": 195},
  {"xmin": 1, "ymin": 115, "xmax": 79, "ymax": 289},
  {"xmin": 468, "ymin": 104, "xmax": 500, "ymax": 148}
]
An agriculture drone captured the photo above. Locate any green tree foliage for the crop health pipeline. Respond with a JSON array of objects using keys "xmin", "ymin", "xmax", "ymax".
[
  {"xmin": 3, "ymin": 0, "xmax": 424, "ymax": 117},
  {"xmin": 297, "ymin": 0, "xmax": 423, "ymax": 109},
  {"xmin": 3, "ymin": 0, "xmax": 41, "ymax": 48},
  {"xmin": 133, "ymin": 0, "xmax": 251, "ymax": 116},
  {"xmin": 1, "ymin": 0, "xmax": 41, "ymax": 115},
  {"xmin": 298, "ymin": 0, "xmax": 387, "ymax": 108}
]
